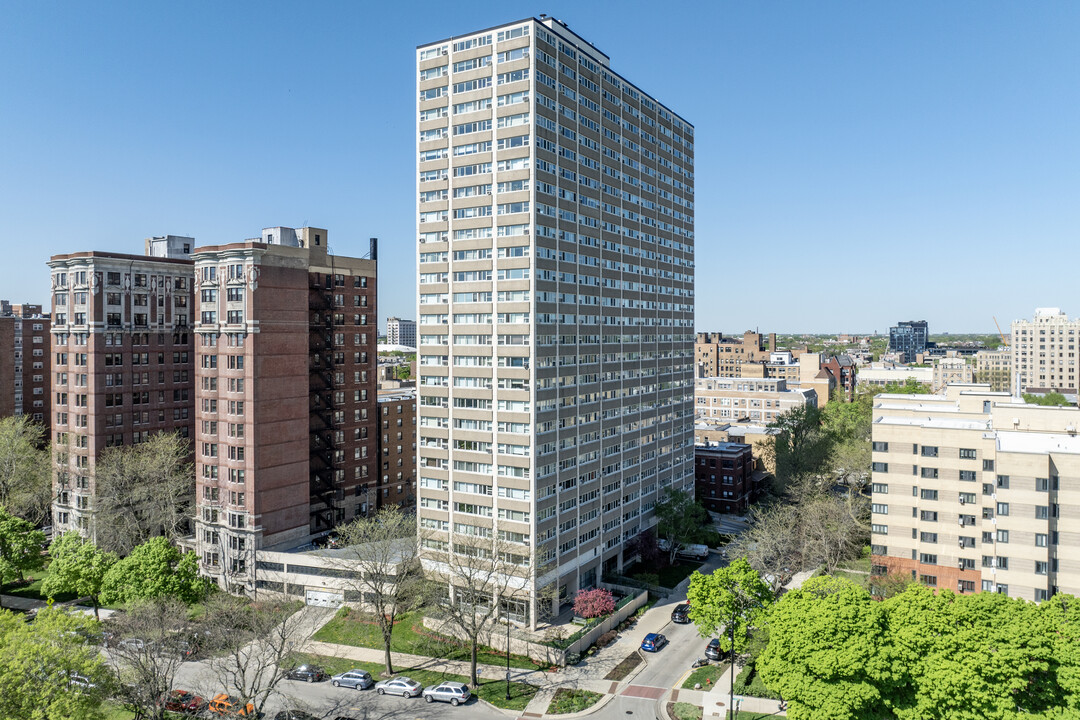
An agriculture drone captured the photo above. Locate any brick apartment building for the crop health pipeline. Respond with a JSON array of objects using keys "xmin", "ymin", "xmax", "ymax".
[
  {"xmin": 0, "ymin": 301, "xmax": 51, "ymax": 430},
  {"xmin": 48, "ymin": 238, "xmax": 196, "ymax": 536},
  {"xmin": 695, "ymin": 440, "xmax": 756, "ymax": 514},
  {"xmin": 375, "ymin": 388, "xmax": 416, "ymax": 513},
  {"xmin": 695, "ymin": 331, "xmax": 775, "ymax": 378},
  {"xmin": 191, "ymin": 227, "xmax": 378, "ymax": 588},
  {"xmin": 821, "ymin": 354, "xmax": 857, "ymax": 401}
]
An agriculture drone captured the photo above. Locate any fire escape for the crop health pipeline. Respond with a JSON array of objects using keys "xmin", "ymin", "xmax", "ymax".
[{"xmin": 309, "ymin": 273, "xmax": 340, "ymax": 531}]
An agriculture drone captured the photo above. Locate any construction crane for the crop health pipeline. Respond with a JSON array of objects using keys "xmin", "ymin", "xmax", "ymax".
[{"xmin": 993, "ymin": 316, "xmax": 1008, "ymax": 347}]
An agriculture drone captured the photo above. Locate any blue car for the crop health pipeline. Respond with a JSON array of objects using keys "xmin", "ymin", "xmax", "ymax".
[{"xmin": 640, "ymin": 633, "xmax": 668, "ymax": 652}]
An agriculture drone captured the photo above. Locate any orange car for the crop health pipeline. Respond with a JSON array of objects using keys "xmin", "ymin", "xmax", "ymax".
[{"xmin": 208, "ymin": 693, "xmax": 255, "ymax": 717}]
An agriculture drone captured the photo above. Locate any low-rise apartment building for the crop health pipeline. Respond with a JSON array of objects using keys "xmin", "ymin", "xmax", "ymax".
[
  {"xmin": 695, "ymin": 441, "xmax": 757, "ymax": 514},
  {"xmin": 695, "ymin": 377, "xmax": 817, "ymax": 424},
  {"xmin": 932, "ymin": 355, "xmax": 974, "ymax": 392},
  {"xmin": 870, "ymin": 383, "xmax": 1080, "ymax": 602},
  {"xmin": 858, "ymin": 363, "xmax": 934, "ymax": 389}
]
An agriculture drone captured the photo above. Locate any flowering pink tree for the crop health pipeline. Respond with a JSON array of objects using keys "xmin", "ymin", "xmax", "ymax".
[{"xmin": 573, "ymin": 588, "xmax": 616, "ymax": 619}]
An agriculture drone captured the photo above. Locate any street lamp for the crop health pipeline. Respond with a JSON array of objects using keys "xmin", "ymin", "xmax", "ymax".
[
  {"xmin": 727, "ymin": 590, "xmax": 765, "ymax": 720},
  {"xmin": 504, "ymin": 599, "xmax": 512, "ymax": 701}
]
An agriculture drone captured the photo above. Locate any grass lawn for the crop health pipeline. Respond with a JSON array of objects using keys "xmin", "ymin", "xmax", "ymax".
[
  {"xmin": 625, "ymin": 561, "xmax": 703, "ymax": 589},
  {"xmin": 0, "ymin": 564, "xmax": 80, "ymax": 603},
  {"xmin": 682, "ymin": 662, "xmax": 729, "ymax": 689},
  {"xmin": 289, "ymin": 651, "xmax": 537, "ymax": 712},
  {"xmin": 604, "ymin": 651, "xmax": 643, "ymax": 681},
  {"xmin": 312, "ymin": 610, "xmax": 543, "ymax": 670},
  {"xmin": 832, "ymin": 570, "xmax": 868, "ymax": 588},
  {"xmin": 670, "ymin": 701, "xmax": 703, "ymax": 720},
  {"xmin": 546, "ymin": 688, "xmax": 604, "ymax": 714},
  {"xmin": 837, "ymin": 555, "xmax": 871, "ymax": 573}
]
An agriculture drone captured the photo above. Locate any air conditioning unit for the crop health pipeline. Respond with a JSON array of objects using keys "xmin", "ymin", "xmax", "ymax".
[
  {"xmin": 959, "ymin": 497, "xmax": 966, "ymax": 505},
  {"xmin": 958, "ymin": 518, "xmax": 966, "ymax": 527}
]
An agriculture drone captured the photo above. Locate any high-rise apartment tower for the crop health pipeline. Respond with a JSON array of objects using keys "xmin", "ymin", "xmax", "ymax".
[
  {"xmin": 191, "ymin": 227, "xmax": 378, "ymax": 589},
  {"xmin": 0, "ymin": 301, "xmax": 51, "ymax": 429},
  {"xmin": 48, "ymin": 242, "xmax": 195, "ymax": 536},
  {"xmin": 415, "ymin": 17, "xmax": 695, "ymax": 625}
]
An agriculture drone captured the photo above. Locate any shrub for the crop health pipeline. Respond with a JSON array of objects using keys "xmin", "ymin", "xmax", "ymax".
[
  {"xmin": 596, "ymin": 630, "xmax": 618, "ymax": 649},
  {"xmin": 573, "ymin": 588, "xmax": 616, "ymax": 619}
]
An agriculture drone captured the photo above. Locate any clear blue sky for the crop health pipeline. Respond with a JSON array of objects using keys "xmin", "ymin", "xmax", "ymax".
[{"xmin": 2, "ymin": 1, "xmax": 1078, "ymax": 334}]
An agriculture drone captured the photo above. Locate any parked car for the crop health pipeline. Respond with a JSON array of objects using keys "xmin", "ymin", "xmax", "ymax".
[
  {"xmin": 284, "ymin": 664, "xmax": 329, "ymax": 683},
  {"xmin": 422, "ymin": 681, "xmax": 471, "ymax": 706},
  {"xmin": 704, "ymin": 638, "xmax": 722, "ymax": 661},
  {"xmin": 118, "ymin": 637, "xmax": 151, "ymax": 652},
  {"xmin": 274, "ymin": 711, "xmax": 320, "ymax": 720},
  {"xmin": 374, "ymin": 676, "xmax": 423, "ymax": 698},
  {"xmin": 67, "ymin": 673, "xmax": 96, "ymax": 690},
  {"xmin": 163, "ymin": 689, "xmax": 207, "ymax": 714},
  {"xmin": 208, "ymin": 693, "xmax": 254, "ymax": 717},
  {"xmin": 640, "ymin": 633, "xmax": 668, "ymax": 652},
  {"xmin": 331, "ymin": 669, "xmax": 374, "ymax": 690},
  {"xmin": 671, "ymin": 603, "xmax": 691, "ymax": 624}
]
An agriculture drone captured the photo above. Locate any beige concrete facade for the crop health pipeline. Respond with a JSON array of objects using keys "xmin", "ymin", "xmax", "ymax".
[
  {"xmin": 47, "ymin": 249, "xmax": 195, "ymax": 537},
  {"xmin": 932, "ymin": 355, "xmax": 974, "ymax": 392},
  {"xmin": 975, "ymin": 348, "xmax": 1013, "ymax": 393},
  {"xmin": 1012, "ymin": 308, "xmax": 1079, "ymax": 395},
  {"xmin": 695, "ymin": 377, "xmax": 816, "ymax": 424},
  {"xmin": 870, "ymin": 383, "xmax": 1080, "ymax": 601},
  {"xmin": 858, "ymin": 363, "xmax": 934, "ymax": 388},
  {"xmin": 416, "ymin": 17, "xmax": 695, "ymax": 627}
]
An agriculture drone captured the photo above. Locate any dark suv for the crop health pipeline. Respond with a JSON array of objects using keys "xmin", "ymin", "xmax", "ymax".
[
  {"xmin": 671, "ymin": 603, "xmax": 691, "ymax": 624},
  {"xmin": 704, "ymin": 638, "xmax": 722, "ymax": 661}
]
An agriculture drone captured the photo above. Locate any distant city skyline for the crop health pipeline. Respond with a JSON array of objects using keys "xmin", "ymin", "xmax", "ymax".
[{"xmin": 2, "ymin": 1, "xmax": 1077, "ymax": 332}]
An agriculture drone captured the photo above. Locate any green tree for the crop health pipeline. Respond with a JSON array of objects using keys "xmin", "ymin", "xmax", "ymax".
[
  {"xmin": 769, "ymin": 404, "xmax": 835, "ymax": 492},
  {"xmin": 686, "ymin": 558, "xmax": 773, "ymax": 656},
  {"xmin": 393, "ymin": 363, "xmax": 412, "ymax": 381},
  {"xmin": 884, "ymin": 586, "xmax": 1062, "ymax": 719},
  {"xmin": 0, "ymin": 606, "xmax": 110, "ymax": 719},
  {"xmin": 0, "ymin": 416, "xmax": 51, "ymax": 525},
  {"xmin": 93, "ymin": 431, "xmax": 193, "ymax": 555},
  {"xmin": 41, "ymin": 532, "xmax": 117, "ymax": 619},
  {"xmin": 100, "ymin": 537, "xmax": 210, "ymax": 606},
  {"xmin": 880, "ymin": 378, "xmax": 932, "ymax": 395},
  {"xmin": 1041, "ymin": 595, "xmax": 1080, "ymax": 714},
  {"xmin": 330, "ymin": 506, "xmax": 425, "ymax": 677},
  {"xmin": 654, "ymin": 488, "xmax": 711, "ymax": 565},
  {"xmin": 0, "ymin": 506, "xmax": 46, "ymax": 585},
  {"xmin": 1023, "ymin": 392, "xmax": 1072, "ymax": 406},
  {"xmin": 757, "ymin": 576, "xmax": 895, "ymax": 720}
]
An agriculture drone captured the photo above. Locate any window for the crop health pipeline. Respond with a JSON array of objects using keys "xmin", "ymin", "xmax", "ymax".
[
  {"xmin": 959, "ymin": 448, "xmax": 976, "ymax": 459},
  {"xmin": 958, "ymin": 580, "xmax": 976, "ymax": 593},
  {"xmin": 921, "ymin": 467, "xmax": 938, "ymax": 479},
  {"xmin": 871, "ymin": 524, "xmax": 888, "ymax": 535},
  {"xmin": 996, "ymin": 502, "xmax": 1009, "ymax": 517},
  {"xmin": 919, "ymin": 532, "xmax": 938, "ymax": 543},
  {"xmin": 996, "ymin": 475, "xmax": 1009, "ymax": 489},
  {"xmin": 920, "ymin": 510, "xmax": 938, "ymax": 522},
  {"xmin": 871, "ymin": 483, "xmax": 888, "ymax": 494},
  {"xmin": 920, "ymin": 489, "xmax": 938, "ymax": 500},
  {"xmin": 983, "ymin": 459, "xmax": 995, "ymax": 471},
  {"xmin": 1035, "ymin": 477, "xmax": 1049, "ymax": 492},
  {"xmin": 1036, "ymin": 533, "xmax": 1048, "ymax": 547},
  {"xmin": 996, "ymin": 556, "xmax": 1009, "ymax": 570},
  {"xmin": 1035, "ymin": 561, "xmax": 1048, "ymax": 575},
  {"xmin": 959, "ymin": 470, "xmax": 976, "ymax": 481},
  {"xmin": 872, "ymin": 441, "xmax": 888, "ymax": 452},
  {"xmin": 871, "ymin": 503, "xmax": 888, "ymax": 515},
  {"xmin": 1035, "ymin": 505, "xmax": 1049, "ymax": 520},
  {"xmin": 996, "ymin": 529, "xmax": 1009, "ymax": 543},
  {"xmin": 919, "ymin": 575, "xmax": 937, "ymax": 587},
  {"xmin": 872, "ymin": 462, "xmax": 888, "ymax": 473},
  {"xmin": 921, "ymin": 446, "xmax": 938, "ymax": 457},
  {"xmin": 919, "ymin": 553, "xmax": 938, "ymax": 565}
]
